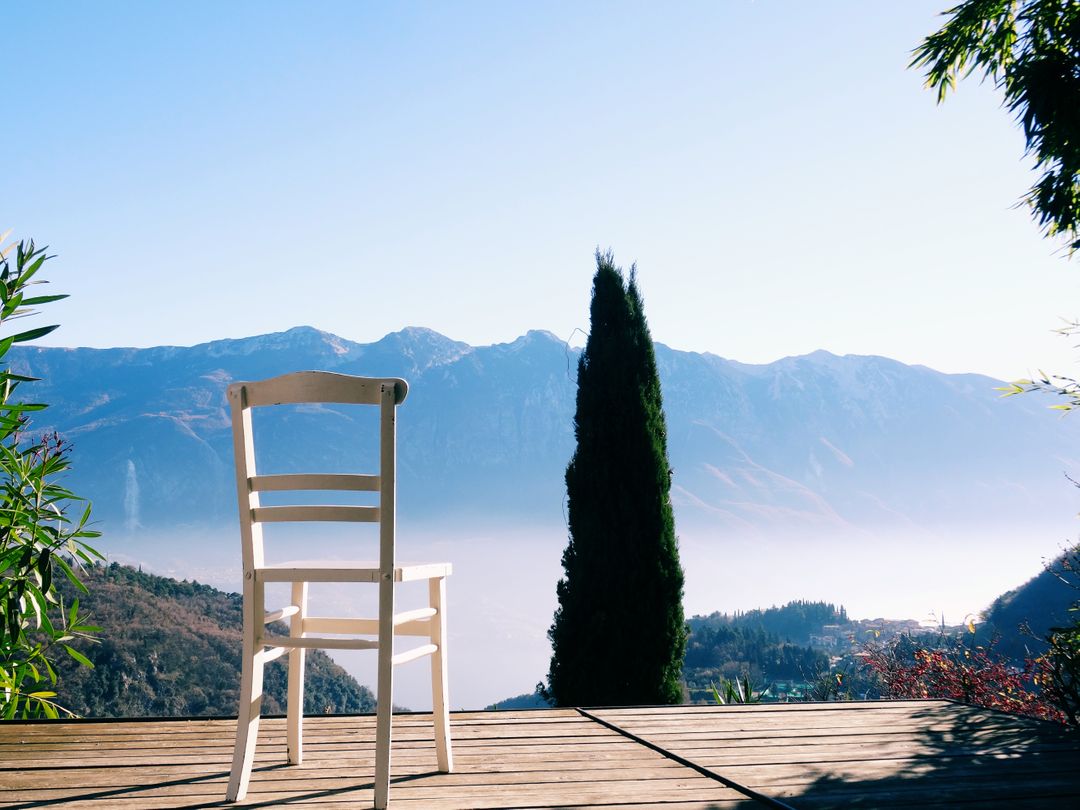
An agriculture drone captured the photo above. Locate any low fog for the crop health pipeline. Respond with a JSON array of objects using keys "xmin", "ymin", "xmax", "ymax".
[{"xmin": 104, "ymin": 517, "xmax": 1076, "ymax": 710}]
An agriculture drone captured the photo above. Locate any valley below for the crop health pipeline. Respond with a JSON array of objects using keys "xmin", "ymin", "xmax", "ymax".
[{"xmin": 100, "ymin": 517, "xmax": 1073, "ymax": 711}]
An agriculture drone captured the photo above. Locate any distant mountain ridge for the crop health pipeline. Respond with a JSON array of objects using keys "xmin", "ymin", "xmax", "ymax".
[{"xmin": 12, "ymin": 325, "xmax": 1080, "ymax": 542}]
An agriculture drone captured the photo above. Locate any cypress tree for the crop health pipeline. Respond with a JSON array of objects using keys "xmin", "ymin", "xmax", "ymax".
[{"xmin": 546, "ymin": 250, "xmax": 686, "ymax": 707}]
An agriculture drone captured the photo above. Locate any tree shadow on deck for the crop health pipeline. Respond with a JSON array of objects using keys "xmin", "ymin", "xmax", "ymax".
[{"xmin": 757, "ymin": 702, "xmax": 1080, "ymax": 809}]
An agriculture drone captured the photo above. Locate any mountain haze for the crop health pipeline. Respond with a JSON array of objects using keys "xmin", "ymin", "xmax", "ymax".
[{"xmin": 14, "ymin": 325, "xmax": 1080, "ymax": 538}]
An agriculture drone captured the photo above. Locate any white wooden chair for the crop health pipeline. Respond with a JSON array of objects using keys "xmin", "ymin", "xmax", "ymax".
[{"xmin": 224, "ymin": 371, "xmax": 452, "ymax": 808}]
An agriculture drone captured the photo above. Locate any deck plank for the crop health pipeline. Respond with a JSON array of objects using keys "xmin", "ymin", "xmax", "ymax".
[
  {"xmin": 3, "ymin": 702, "xmax": 1077, "ymax": 809},
  {"xmin": 0, "ymin": 711, "xmax": 759, "ymax": 809},
  {"xmin": 591, "ymin": 700, "xmax": 1080, "ymax": 810}
]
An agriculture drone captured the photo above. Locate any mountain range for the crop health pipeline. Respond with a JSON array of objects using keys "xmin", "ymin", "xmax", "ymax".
[{"xmin": 13, "ymin": 325, "xmax": 1080, "ymax": 542}]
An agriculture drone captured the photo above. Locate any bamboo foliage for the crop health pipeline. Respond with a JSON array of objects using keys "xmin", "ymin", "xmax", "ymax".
[{"xmin": 0, "ymin": 234, "xmax": 102, "ymax": 719}]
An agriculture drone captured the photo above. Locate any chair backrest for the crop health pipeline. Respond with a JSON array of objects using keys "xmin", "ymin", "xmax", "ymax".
[{"xmin": 226, "ymin": 371, "xmax": 409, "ymax": 577}]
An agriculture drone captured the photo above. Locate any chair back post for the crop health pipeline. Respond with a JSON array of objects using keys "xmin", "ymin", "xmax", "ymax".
[
  {"xmin": 378, "ymin": 381, "xmax": 398, "ymax": 586},
  {"xmin": 225, "ymin": 381, "xmax": 266, "ymax": 803},
  {"xmin": 374, "ymin": 380, "xmax": 399, "ymax": 809},
  {"xmin": 228, "ymin": 383, "xmax": 265, "ymax": 574}
]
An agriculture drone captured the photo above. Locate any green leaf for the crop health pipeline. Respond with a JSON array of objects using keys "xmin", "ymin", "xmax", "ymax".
[
  {"xmin": 10, "ymin": 324, "xmax": 59, "ymax": 344},
  {"xmin": 23, "ymin": 582, "xmax": 47, "ymax": 631},
  {"xmin": 0, "ymin": 401, "xmax": 47, "ymax": 413},
  {"xmin": 20, "ymin": 294, "xmax": 68, "ymax": 306},
  {"xmin": 77, "ymin": 539, "xmax": 104, "ymax": 560},
  {"xmin": 76, "ymin": 502, "xmax": 93, "ymax": 530},
  {"xmin": 37, "ymin": 549, "xmax": 52, "ymax": 594},
  {"xmin": 63, "ymin": 645, "xmax": 93, "ymax": 668},
  {"xmin": 18, "ymin": 253, "xmax": 48, "ymax": 284}
]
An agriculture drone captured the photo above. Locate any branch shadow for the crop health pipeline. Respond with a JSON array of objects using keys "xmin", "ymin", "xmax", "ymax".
[{"xmin": 751, "ymin": 702, "xmax": 1080, "ymax": 809}]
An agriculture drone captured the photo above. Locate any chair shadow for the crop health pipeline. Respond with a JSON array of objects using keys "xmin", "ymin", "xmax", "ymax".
[{"xmin": 4, "ymin": 764, "xmax": 442, "ymax": 810}]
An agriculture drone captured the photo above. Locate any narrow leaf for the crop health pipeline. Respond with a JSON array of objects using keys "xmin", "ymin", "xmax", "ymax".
[
  {"xmin": 10, "ymin": 324, "xmax": 59, "ymax": 344},
  {"xmin": 20, "ymin": 294, "xmax": 68, "ymax": 306},
  {"xmin": 63, "ymin": 645, "xmax": 94, "ymax": 668}
]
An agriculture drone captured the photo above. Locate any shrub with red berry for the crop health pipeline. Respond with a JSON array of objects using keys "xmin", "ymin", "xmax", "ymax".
[{"xmin": 861, "ymin": 633, "xmax": 1066, "ymax": 725}]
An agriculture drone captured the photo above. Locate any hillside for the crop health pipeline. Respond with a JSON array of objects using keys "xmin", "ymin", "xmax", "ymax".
[
  {"xmin": 699, "ymin": 600, "xmax": 850, "ymax": 646},
  {"xmin": 982, "ymin": 545, "xmax": 1080, "ymax": 661},
  {"xmin": 53, "ymin": 564, "xmax": 376, "ymax": 718}
]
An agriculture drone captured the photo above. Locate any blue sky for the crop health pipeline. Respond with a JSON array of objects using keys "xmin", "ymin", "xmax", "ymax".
[{"xmin": 7, "ymin": 1, "xmax": 1079, "ymax": 379}]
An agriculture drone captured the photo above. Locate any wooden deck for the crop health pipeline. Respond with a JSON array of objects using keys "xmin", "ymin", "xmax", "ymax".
[{"xmin": 1, "ymin": 700, "xmax": 1077, "ymax": 809}]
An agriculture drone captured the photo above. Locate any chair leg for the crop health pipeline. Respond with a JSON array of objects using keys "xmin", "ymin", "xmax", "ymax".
[
  {"xmin": 429, "ymin": 576, "xmax": 453, "ymax": 773},
  {"xmin": 287, "ymin": 580, "xmax": 308, "ymax": 765},
  {"xmin": 374, "ymin": 575, "xmax": 395, "ymax": 810},
  {"xmin": 227, "ymin": 580, "xmax": 266, "ymax": 802}
]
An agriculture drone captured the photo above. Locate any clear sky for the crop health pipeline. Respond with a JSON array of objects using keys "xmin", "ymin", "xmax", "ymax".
[{"xmin": 7, "ymin": 1, "xmax": 1080, "ymax": 380}]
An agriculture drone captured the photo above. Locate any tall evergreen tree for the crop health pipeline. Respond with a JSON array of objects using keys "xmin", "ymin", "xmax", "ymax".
[{"xmin": 546, "ymin": 251, "xmax": 686, "ymax": 707}]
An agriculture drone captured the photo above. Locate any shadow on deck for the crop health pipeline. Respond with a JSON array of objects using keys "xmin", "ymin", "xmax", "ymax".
[{"xmin": 0, "ymin": 700, "xmax": 1076, "ymax": 809}]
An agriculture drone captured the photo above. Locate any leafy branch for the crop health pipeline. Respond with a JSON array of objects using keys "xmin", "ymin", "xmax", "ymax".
[
  {"xmin": 912, "ymin": 0, "xmax": 1080, "ymax": 253},
  {"xmin": 998, "ymin": 320, "xmax": 1080, "ymax": 409},
  {"xmin": 0, "ymin": 232, "xmax": 102, "ymax": 719}
]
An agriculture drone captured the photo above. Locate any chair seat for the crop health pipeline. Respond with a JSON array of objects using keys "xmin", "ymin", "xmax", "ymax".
[{"xmin": 258, "ymin": 559, "xmax": 452, "ymax": 583}]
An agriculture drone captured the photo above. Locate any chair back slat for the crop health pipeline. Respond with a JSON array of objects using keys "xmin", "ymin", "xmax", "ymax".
[
  {"xmin": 250, "ymin": 473, "xmax": 380, "ymax": 492},
  {"xmin": 235, "ymin": 371, "xmax": 408, "ymax": 407},
  {"xmin": 252, "ymin": 505, "xmax": 380, "ymax": 523}
]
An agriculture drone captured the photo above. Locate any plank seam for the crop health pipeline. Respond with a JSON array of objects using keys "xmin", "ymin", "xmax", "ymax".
[{"xmin": 575, "ymin": 707, "xmax": 800, "ymax": 810}]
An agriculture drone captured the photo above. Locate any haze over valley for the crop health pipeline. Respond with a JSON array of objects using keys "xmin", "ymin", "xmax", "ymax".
[{"xmin": 19, "ymin": 326, "xmax": 1080, "ymax": 708}]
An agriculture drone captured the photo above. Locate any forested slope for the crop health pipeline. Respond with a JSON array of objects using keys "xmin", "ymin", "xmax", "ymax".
[{"xmin": 54, "ymin": 564, "xmax": 375, "ymax": 717}]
